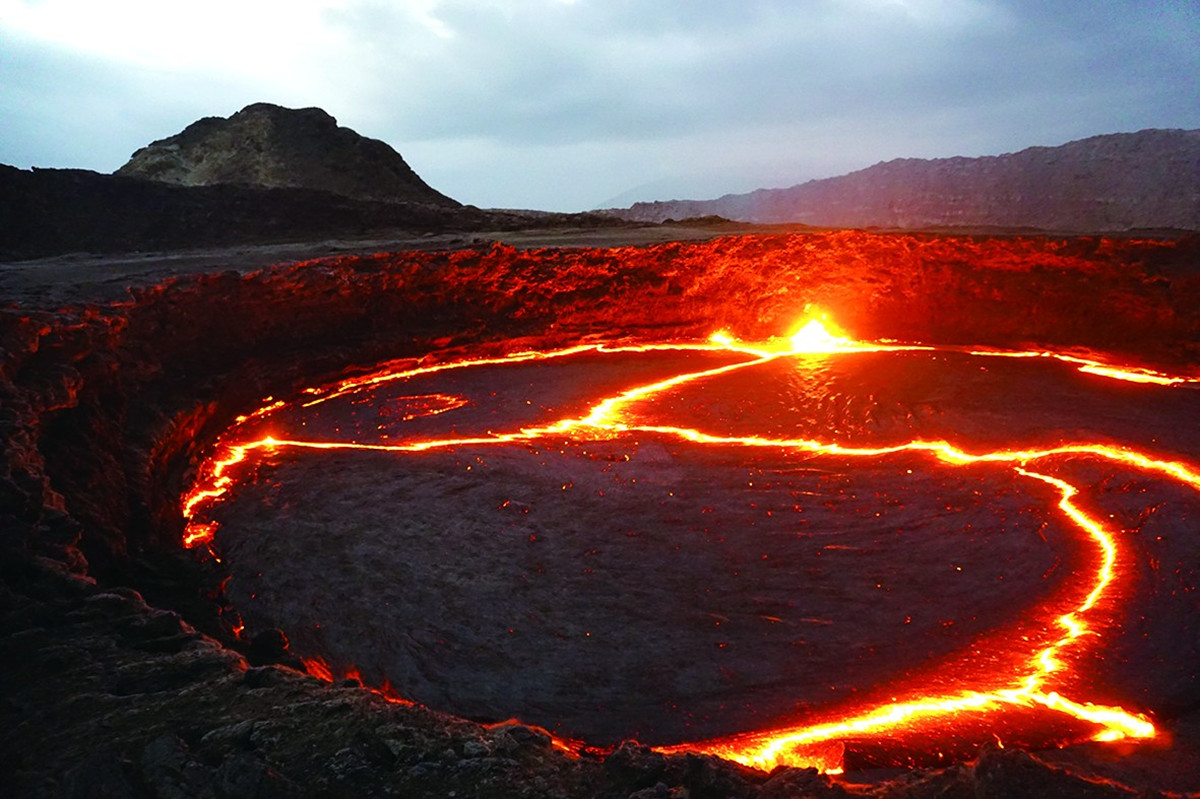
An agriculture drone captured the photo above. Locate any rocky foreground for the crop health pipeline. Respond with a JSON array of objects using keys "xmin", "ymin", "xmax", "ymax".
[{"xmin": 3, "ymin": 231, "xmax": 1200, "ymax": 797}]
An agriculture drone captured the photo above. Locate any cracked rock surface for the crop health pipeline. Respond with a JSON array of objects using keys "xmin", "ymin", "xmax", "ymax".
[{"xmin": 2, "ymin": 231, "xmax": 1199, "ymax": 797}]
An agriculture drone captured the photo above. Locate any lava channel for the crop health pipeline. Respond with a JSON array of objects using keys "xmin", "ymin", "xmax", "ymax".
[{"xmin": 181, "ymin": 312, "xmax": 1200, "ymax": 775}]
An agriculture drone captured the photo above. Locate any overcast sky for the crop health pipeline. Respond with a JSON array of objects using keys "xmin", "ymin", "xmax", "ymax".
[{"xmin": 1, "ymin": 1, "xmax": 1196, "ymax": 211}]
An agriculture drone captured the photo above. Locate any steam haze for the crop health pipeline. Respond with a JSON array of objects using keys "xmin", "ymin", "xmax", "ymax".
[{"xmin": 1, "ymin": 0, "xmax": 1196, "ymax": 211}]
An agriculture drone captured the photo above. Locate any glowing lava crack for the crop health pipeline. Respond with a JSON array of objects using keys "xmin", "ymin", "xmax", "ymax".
[{"xmin": 181, "ymin": 313, "xmax": 1200, "ymax": 775}]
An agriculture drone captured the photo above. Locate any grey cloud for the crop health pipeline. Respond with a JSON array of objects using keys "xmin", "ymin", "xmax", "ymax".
[
  {"xmin": 294, "ymin": 0, "xmax": 1200, "ymax": 207},
  {"xmin": 1, "ymin": 0, "xmax": 1196, "ymax": 211},
  {"xmin": 349, "ymin": 1, "xmax": 1128, "ymax": 143}
]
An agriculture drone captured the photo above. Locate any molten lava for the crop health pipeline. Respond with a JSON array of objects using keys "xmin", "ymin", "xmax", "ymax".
[{"xmin": 180, "ymin": 312, "xmax": 1200, "ymax": 775}]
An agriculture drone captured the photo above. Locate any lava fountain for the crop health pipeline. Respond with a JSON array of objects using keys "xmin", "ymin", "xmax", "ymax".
[{"xmin": 181, "ymin": 309, "xmax": 1200, "ymax": 775}]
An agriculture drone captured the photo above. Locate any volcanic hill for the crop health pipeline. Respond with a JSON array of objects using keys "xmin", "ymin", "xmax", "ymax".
[
  {"xmin": 611, "ymin": 128, "xmax": 1200, "ymax": 233},
  {"xmin": 1, "ymin": 104, "xmax": 626, "ymax": 260},
  {"xmin": 116, "ymin": 102, "xmax": 457, "ymax": 207}
]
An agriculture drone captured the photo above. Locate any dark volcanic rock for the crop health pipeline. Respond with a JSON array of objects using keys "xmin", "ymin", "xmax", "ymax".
[
  {"xmin": 117, "ymin": 102, "xmax": 458, "ymax": 207},
  {"xmin": 0, "ymin": 165, "xmax": 619, "ymax": 260},
  {"xmin": 612, "ymin": 129, "xmax": 1200, "ymax": 233},
  {"xmin": 3, "ymin": 233, "xmax": 1200, "ymax": 797},
  {"xmin": 1, "ymin": 103, "xmax": 632, "ymax": 260}
]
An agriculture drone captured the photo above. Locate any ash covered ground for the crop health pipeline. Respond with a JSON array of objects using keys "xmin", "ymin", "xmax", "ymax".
[{"xmin": 4, "ymin": 230, "xmax": 1200, "ymax": 797}]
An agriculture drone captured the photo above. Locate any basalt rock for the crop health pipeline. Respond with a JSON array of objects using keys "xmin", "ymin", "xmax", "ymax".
[{"xmin": 3, "ymin": 232, "xmax": 1200, "ymax": 797}]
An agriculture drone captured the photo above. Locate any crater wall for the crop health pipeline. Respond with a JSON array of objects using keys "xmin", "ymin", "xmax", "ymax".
[{"xmin": 3, "ymin": 232, "xmax": 1199, "ymax": 797}]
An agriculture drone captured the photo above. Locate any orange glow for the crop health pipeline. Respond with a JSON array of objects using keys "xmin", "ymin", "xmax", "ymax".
[
  {"xmin": 966, "ymin": 348, "xmax": 1198, "ymax": 386},
  {"xmin": 181, "ymin": 309, "xmax": 1200, "ymax": 773},
  {"xmin": 788, "ymin": 313, "xmax": 854, "ymax": 353},
  {"xmin": 710, "ymin": 314, "xmax": 923, "ymax": 360},
  {"xmin": 656, "ymin": 463, "xmax": 1155, "ymax": 773},
  {"xmin": 482, "ymin": 719, "xmax": 588, "ymax": 758},
  {"xmin": 302, "ymin": 655, "xmax": 335, "ymax": 683}
]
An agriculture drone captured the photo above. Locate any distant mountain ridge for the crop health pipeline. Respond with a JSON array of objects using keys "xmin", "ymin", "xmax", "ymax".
[
  {"xmin": 117, "ymin": 102, "xmax": 457, "ymax": 207},
  {"xmin": 610, "ymin": 129, "xmax": 1200, "ymax": 232}
]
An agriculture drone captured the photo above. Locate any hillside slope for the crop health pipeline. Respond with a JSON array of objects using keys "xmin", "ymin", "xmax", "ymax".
[
  {"xmin": 614, "ymin": 129, "xmax": 1200, "ymax": 232},
  {"xmin": 116, "ymin": 102, "xmax": 457, "ymax": 207}
]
